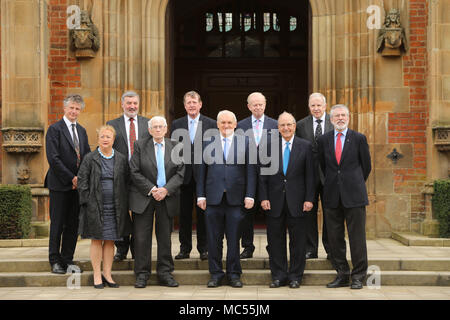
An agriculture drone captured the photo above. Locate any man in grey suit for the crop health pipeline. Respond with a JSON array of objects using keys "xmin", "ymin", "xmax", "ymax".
[
  {"xmin": 129, "ymin": 116, "xmax": 185, "ymax": 288},
  {"xmin": 107, "ymin": 91, "xmax": 151, "ymax": 262},
  {"xmin": 296, "ymin": 92, "xmax": 333, "ymax": 260}
]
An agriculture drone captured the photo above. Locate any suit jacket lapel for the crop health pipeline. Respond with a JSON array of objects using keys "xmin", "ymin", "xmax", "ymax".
[
  {"xmin": 118, "ymin": 117, "xmax": 128, "ymax": 148},
  {"xmin": 164, "ymin": 138, "xmax": 172, "ymax": 168},
  {"xmin": 286, "ymin": 138, "xmax": 300, "ymax": 176},
  {"xmin": 339, "ymin": 129, "xmax": 352, "ymax": 165},
  {"xmin": 325, "ymin": 114, "xmax": 333, "ymax": 132},
  {"xmin": 147, "ymin": 138, "xmax": 157, "ymax": 171},
  {"xmin": 137, "ymin": 116, "xmax": 149, "ymax": 139},
  {"xmin": 61, "ymin": 120, "xmax": 76, "ymax": 151},
  {"xmin": 306, "ymin": 115, "xmax": 314, "ymax": 141},
  {"xmin": 327, "ymin": 131, "xmax": 338, "ymax": 166}
]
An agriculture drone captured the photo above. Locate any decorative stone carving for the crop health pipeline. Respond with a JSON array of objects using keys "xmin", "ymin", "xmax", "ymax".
[
  {"xmin": 387, "ymin": 148, "xmax": 404, "ymax": 164},
  {"xmin": 69, "ymin": 10, "xmax": 100, "ymax": 59},
  {"xmin": 377, "ymin": 9, "xmax": 408, "ymax": 56},
  {"xmin": 1, "ymin": 127, "xmax": 44, "ymax": 184},
  {"xmin": 433, "ymin": 126, "xmax": 450, "ymax": 152}
]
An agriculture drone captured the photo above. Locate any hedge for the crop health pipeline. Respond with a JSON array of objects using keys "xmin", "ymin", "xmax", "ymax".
[
  {"xmin": 0, "ymin": 185, "xmax": 32, "ymax": 239},
  {"xmin": 432, "ymin": 179, "xmax": 450, "ymax": 238}
]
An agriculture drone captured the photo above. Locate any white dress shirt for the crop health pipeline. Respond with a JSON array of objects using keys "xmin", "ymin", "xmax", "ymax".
[
  {"xmin": 149, "ymin": 139, "xmax": 165, "ymax": 195},
  {"xmin": 312, "ymin": 113, "xmax": 326, "ymax": 135},
  {"xmin": 63, "ymin": 115, "xmax": 79, "ymax": 142},
  {"xmin": 251, "ymin": 114, "xmax": 265, "ymax": 142}
]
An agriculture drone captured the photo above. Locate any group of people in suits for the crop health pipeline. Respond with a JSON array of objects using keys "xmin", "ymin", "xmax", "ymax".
[{"xmin": 45, "ymin": 89, "xmax": 371, "ymax": 290}]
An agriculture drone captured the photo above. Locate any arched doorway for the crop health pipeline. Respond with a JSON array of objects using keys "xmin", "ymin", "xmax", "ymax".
[{"xmin": 169, "ymin": 0, "xmax": 311, "ymax": 122}]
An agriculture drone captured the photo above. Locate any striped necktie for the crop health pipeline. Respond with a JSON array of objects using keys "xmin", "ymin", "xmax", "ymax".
[{"xmin": 71, "ymin": 124, "xmax": 80, "ymax": 167}]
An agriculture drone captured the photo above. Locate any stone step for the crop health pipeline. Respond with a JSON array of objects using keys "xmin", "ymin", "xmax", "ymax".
[
  {"xmin": 392, "ymin": 232, "xmax": 450, "ymax": 247},
  {"xmin": 1, "ymin": 258, "xmax": 449, "ymax": 273},
  {"xmin": 0, "ymin": 270, "xmax": 449, "ymax": 287}
]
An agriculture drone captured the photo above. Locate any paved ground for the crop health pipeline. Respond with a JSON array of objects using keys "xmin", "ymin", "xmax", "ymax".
[{"xmin": 0, "ymin": 232, "xmax": 449, "ymax": 300}]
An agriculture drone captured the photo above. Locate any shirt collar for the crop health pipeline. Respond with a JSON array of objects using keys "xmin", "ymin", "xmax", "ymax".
[
  {"xmin": 220, "ymin": 133, "xmax": 234, "ymax": 142},
  {"xmin": 282, "ymin": 135, "xmax": 295, "ymax": 146},
  {"xmin": 335, "ymin": 128, "xmax": 348, "ymax": 137},
  {"xmin": 154, "ymin": 138, "xmax": 165, "ymax": 146},
  {"xmin": 252, "ymin": 114, "xmax": 265, "ymax": 124},
  {"xmin": 63, "ymin": 115, "xmax": 76, "ymax": 127},
  {"xmin": 188, "ymin": 114, "xmax": 201, "ymax": 123},
  {"xmin": 124, "ymin": 114, "xmax": 137, "ymax": 123},
  {"xmin": 313, "ymin": 113, "xmax": 326, "ymax": 123}
]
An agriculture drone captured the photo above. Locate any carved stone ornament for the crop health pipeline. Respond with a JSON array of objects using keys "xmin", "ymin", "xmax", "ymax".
[
  {"xmin": 433, "ymin": 126, "xmax": 450, "ymax": 152},
  {"xmin": 1, "ymin": 127, "xmax": 44, "ymax": 184},
  {"xmin": 377, "ymin": 9, "xmax": 408, "ymax": 56},
  {"xmin": 69, "ymin": 10, "xmax": 100, "ymax": 59}
]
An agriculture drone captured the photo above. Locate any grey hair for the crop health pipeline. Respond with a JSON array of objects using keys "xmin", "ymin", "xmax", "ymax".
[
  {"xmin": 278, "ymin": 111, "xmax": 296, "ymax": 124},
  {"xmin": 217, "ymin": 110, "xmax": 237, "ymax": 123},
  {"xmin": 309, "ymin": 92, "xmax": 327, "ymax": 105},
  {"xmin": 247, "ymin": 92, "xmax": 266, "ymax": 104},
  {"xmin": 330, "ymin": 104, "xmax": 350, "ymax": 117},
  {"xmin": 148, "ymin": 116, "xmax": 167, "ymax": 128},
  {"xmin": 121, "ymin": 90, "xmax": 140, "ymax": 103},
  {"xmin": 63, "ymin": 94, "xmax": 85, "ymax": 110}
]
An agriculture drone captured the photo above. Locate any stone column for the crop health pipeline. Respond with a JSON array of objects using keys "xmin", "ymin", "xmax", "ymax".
[{"xmin": 1, "ymin": 0, "xmax": 49, "ymax": 221}]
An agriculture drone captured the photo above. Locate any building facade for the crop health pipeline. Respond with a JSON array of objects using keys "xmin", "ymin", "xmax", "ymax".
[{"xmin": 1, "ymin": 0, "xmax": 449, "ymax": 237}]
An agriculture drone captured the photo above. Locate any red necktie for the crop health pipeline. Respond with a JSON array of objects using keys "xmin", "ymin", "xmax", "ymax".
[
  {"xmin": 129, "ymin": 118, "xmax": 136, "ymax": 156},
  {"xmin": 335, "ymin": 132, "xmax": 342, "ymax": 165}
]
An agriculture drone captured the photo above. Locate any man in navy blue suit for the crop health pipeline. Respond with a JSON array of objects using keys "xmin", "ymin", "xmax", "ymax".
[
  {"xmin": 259, "ymin": 112, "xmax": 315, "ymax": 288},
  {"xmin": 197, "ymin": 110, "xmax": 257, "ymax": 288},
  {"xmin": 236, "ymin": 92, "xmax": 278, "ymax": 259},
  {"xmin": 45, "ymin": 94, "xmax": 90, "ymax": 274}
]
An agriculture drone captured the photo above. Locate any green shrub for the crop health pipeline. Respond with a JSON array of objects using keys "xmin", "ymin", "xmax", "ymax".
[
  {"xmin": 432, "ymin": 179, "xmax": 450, "ymax": 238},
  {"xmin": 0, "ymin": 185, "xmax": 32, "ymax": 239}
]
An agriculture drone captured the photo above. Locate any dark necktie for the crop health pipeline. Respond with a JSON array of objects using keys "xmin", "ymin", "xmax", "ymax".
[
  {"xmin": 314, "ymin": 119, "xmax": 323, "ymax": 142},
  {"xmin": 129, "ymin": 118, "xmax": 136, "ymax": 156},
  {"xmin": 71, "ymin": 124, "xmax": 80, "ymax": 167}
]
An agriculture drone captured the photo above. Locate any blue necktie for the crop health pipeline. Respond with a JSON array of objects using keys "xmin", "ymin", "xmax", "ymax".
[
  {"xmin": 189, "ymin": 119, "xmax": 195, "ymax": 144},
  {"xmin": 156, "ymin": 143, "xmax": 166, "ymax": 187},
  {"xmin": 283, "ymin": 141, "xmax": 290, "ymax": 175},
  {"xmin": 223, "ymin": 138, "xmax": 228, "ymax": 160},
  {"xmin": 254, "ymin": 119, "xmax": 261, "ymax": 145}
]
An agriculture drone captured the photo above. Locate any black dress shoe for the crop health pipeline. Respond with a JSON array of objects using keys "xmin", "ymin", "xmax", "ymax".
[
  {"xmin": 326, "ymin": 276, "xmax": 350, "ymax": 288},
  {"xmin": 175, "ymin": 251, "xmax": 190, "ymax": 259},
  {"xmin": 114, "ymin": 253, "xmax": 126, "ymax": 262},
  {"xmin": 305, "ymin": 252, "xmax": 318, "ymax": 259},
  {"xmin": 200, "ymin": 252, "xmax": 208, "ymax": 261},
  {"xmin": 229, "ymin": 279, "xmax": 243, "ymax": 288},
  {"xmin": 93, "ymin": 283, "xmax": 104, "ymax": 289},
  {"xmin": 66, "ymin": 264, "xmax": 83, "ymax": 273},
  {"xmin": 239, "ymin": 249, "xmax": 253, "ymax": 259},
  {"xmin": 102, "ymin": 275, "xmax": 119, "ymax": 288},
  {"xmin": 207, "ymin": 278, "xmax": 222, "ymax": 288},
  {"xmin": 351, "ymin": 279, "xmax": 363, "ymax": 289},
  {"xmin": 51, "ymin": 263, "xmax": 67, "ymax": 274},
  {"xmin": 269, "ymin": 280, "xmax": 286, "ymax": 288},
  {"xmin": 159, "ymin": 276, "xmax": 179, "ymax": 287},
  {"xmin": 135, "ymin": 275, "xmax": 148, "ymax": 288},
  {"xmin": 289, "ymin": 280, "xmax": 300, "ymax": 288}
]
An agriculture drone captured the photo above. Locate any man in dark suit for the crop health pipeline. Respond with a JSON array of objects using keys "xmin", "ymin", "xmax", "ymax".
[
  {"xmin": 236, "ymin": 92, "xmax": 278, "ymax": 259},
  {"xmin": 296, "ymin": 92, "xmax": 333, "ymax": 260},
  {"xmin": 259, "ymin": 112, "xmax": 315, "ymax": 288},
  {"xmin": 317, "ymin": 104, "xmax": 371, "ymax": 290},
  {"xmin": 170, "ymin": 91, "xmax": 216, "ymax": 261},
  {"xmin": 197, "ymin": 110, "xmax": 257, "ymax": 288},
  {"xmin": 129, "ymin": 116, "xmax": 185, "ymax": 288},
  {"xmin": 106, "ymin": 90, "xmax": 151, "ymax": 262},
  {"xmin": 45, "ymin": 94, "xmax": 90, "ymax": 274}
]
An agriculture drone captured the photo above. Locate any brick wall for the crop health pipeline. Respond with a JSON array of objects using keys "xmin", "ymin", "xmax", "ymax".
[
  {"xmin": 48, "ymin": 0, "xmax": 81, "ymax": 125},
  {"xmin": 388, "ymin": 0, "xmax": 429, "ymax": 223}
]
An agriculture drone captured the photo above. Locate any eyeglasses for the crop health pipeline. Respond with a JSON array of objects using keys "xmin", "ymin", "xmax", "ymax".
[{"xmin": 151, "ymin": 125, "xmax": 166, "ymax": 130}]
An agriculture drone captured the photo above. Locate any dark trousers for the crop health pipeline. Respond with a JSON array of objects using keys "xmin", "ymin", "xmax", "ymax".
[
  {"xmin": 305, "ymin": 184, "xmax": 330, "ymax": 255},
  {"xmin": 324, "ymin": 203, "xmax": 368, "ymax": 281},
  {"xmin": 240, "ymin": 201, "xmax": 259, "ymax": 252},
  {"xmin": 205, "ymin": 193, "xmax": 244, "ymax": 281},
  {"xmin": 178, "ymin": 179, "xmax": 207, "ymax": 254},
  {"xmin": 114, "ymin": 230, "xmax": 134, "ymax": 258},
  {"xmin": 48, "ymin": 190, "xmax": 80, "ymax": 266},
  {"xmin": 132, "ymin": 200, "xmax": 174, "ymax": 279},
  {"xmin": 266, "ymin": 199, "xmax": 307, "ymax": 282}
]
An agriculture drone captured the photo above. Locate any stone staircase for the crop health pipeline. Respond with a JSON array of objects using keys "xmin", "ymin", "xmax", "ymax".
[{"xmin": 0, "ymin": 257, "xmax": 449, "ymax": 287}]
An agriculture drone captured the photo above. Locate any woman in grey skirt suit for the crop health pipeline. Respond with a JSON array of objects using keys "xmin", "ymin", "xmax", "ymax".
[{"xmin": 78, "ymin": 125, "xmax": 132, "ymax": 288}]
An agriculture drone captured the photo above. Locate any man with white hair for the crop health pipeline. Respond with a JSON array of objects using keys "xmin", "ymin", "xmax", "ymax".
[
  {"xmin": 129, "ymin": 116, "xmax": 185, "ymax": 288},
  {"xmin": 296, "ymin": 92, "xmax": 333, "ymax": 260},
  {"xmin": 107, "ymin": 90, "xmax": 151, "ymax": 262},
  {"xmin": 197, "ymin": 110, "xmax": 257, "ymax": 288},
  {"xmin": 317, "ymin": 104, "xmax": 371, "ymax": 290}
]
